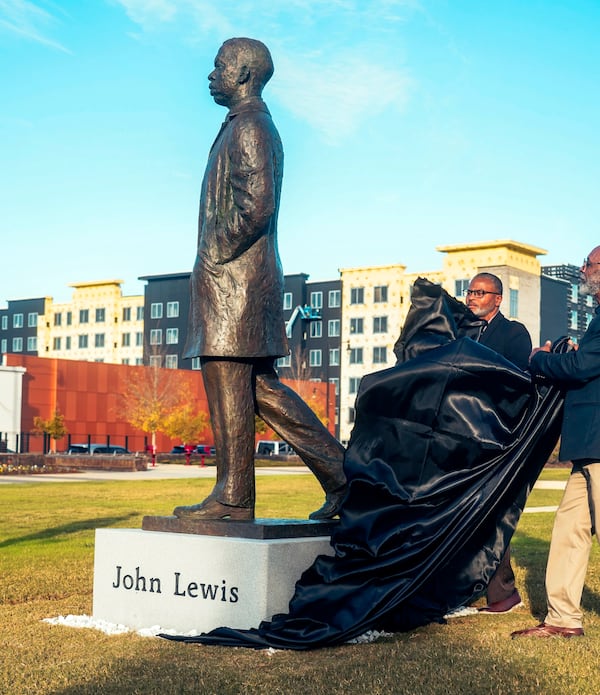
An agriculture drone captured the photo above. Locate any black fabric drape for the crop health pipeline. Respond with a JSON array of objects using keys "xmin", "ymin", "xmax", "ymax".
[{"xmin": 161, "ymin": 278, "xmax": 565, "ymax": 649}]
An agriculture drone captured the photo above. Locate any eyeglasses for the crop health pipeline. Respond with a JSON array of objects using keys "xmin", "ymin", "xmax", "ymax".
[
  {"xmin": 464, "ymin": 289, "xmax": 501, "ymax": 298},
  {"xmin": 583, "ymin": 257, "xmax": 600, "ymax": 268}
]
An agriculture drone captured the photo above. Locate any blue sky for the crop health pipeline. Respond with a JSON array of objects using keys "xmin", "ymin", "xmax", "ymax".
[{"xmin": 1, "ymin": 0, "xmax": 599, "ymax": 303}]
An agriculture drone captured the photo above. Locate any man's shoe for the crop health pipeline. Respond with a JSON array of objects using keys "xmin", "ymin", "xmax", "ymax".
[
  {"xmin": 309, "ymin": 485, "xmax": 347, "ymax": 520},
  {"xmin": 173, "ymin": 497, "xmax": 254, "ymax": 521},
  {"xmin": 511, "ymin": 622, "xmax": 584, "ymax": 639},
  {"xmin": 479, "ymin": 590, "xmax": 523, "ymax": 614}
]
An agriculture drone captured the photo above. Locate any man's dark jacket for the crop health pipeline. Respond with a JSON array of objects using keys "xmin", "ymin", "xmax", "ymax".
[
  {"xmin": 479, "ymin": 312, "xmax": 531, "ymax": 371},
  {"xmin": 530, "ymin": 305, "xmax": 600, "ymax": 461}
]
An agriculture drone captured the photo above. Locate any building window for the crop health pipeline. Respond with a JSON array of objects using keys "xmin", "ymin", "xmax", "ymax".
[
  {"xmin": 13, "ymin": 313, "xmax": 23, "ymax": 328},
  {"xmin": 135, "ymin": 358, "xmax": 143, "ymax": 365},
  {"xmin": 1, "ymin": 339, "xmax": 6, "ymax": 353},
  {"xmin": 310, "ymin": 321, "xmax": 322, "ymax": 338},
  {"xmin": 455, "ymin": 279, "xmax": 469, "ymax": 298},
  {"xmin": 309, "ymin": 349, "xmax": 322, "ymax": 367},
  {"xmin": 79, "ymin": 309, "xmax": 89, "ymax": 323},
  {"xmin": 509, "ymin": 289, "xmax": 519, "ymax": 319},
  {"xmin": 12, "ymin": 337, "xmax": 23, "ymax": 352},
  {"xmin": 191, "ymin": 357, "xmax": 201, "ymax": 370},
  {"xmin": 136, "ymin": 306, "xmax": 144, "ymax": 321},
  {"xmin": 350, "ymin": 317, "xmax": 364, "ymax": 334},
  {"xmin": 78, "ymin": 335, "xmax": 88, "ymax": 349},
  {"xmin": 373, "ymin": 316, "xmax": 388, "ymax": 333},
  {"xmin": 329, "ymin": 377, "xmax": 339, "ymax": 395},
  {"xmin": 66, "ymin": 311, "xmax": 72, "ymax": 325},
  {"xmin": 150, "ymin": 329, "xmax": 162, "ymax": 345},
  {"xmin": 122, "ymin": 307, "xmax": 131, "ymax": 322},
  {"xmin": 122, "ymin": 333, "xmax": 131, "ymax": 347},
  {"xmin": 95, "ymin": 308, "xmax": 106, "ymax": 322},
  {"xmin": 349, "ymin": 347, "xmax": 363, "ymax": 364},
  {"xmin": 149, "ymin": 355, "xmax": 162, "ymax": 367},
  {"xmin": 26, "ymin": 336, "xmax": 37, "ymax": 351},
  {"xmin": 373, "ymin": 285, "xmax": 388, "ymax": 303},
  {"xmin": 165, "ymin": 354, "xmax": 178, "ymax": 369},
  {"xmin": 166, "ymin": 327, "xmax": 179, "ymax": 344},
  {"xmin": 283, "ymin": 292, "xmax": 293, "ymax": 310},
  {"xmin": 329, "ymin": 348, "xmax": 340, "ymax": 366},
  {"xmin": 94, "ymin": 334, "xmax": 105, "ymax": 348},
  {"xmin": 1, "ymin": 316, "xmax": 7, "ymax": 330},
  {"xmin": 276, "ymin": 354, "xmax": 291, "ymax": 368},
  {"xmin": 349, "ymin": 377, "xmax": 361, "ymax": 394},
  {"xmin": 350, "ymin": 287, "xmax": 364, "ymax": 305},
  {"xmin": 65, "ymin": 336, "xmax": 71, "ymax": 350},
  {"xmin": 135, "ymin": 332, "xmax": 143, "ymax": 346},
  {"xmin": 328, "ymin": 289, "xmax": 341, "ymax": 308},
  {"xmin": 571, "ymin": 283, "xmax": 579, "ymax": 302},
  {"xmin": 28, "ymin": 312, "xmax": 38, "ymax": 327},
  {"xmin": 328, "ymin": 319, "xmax": 340, "ymax": 337},
  {"xmin": 167, "ymin": 301, "xmax": 179, "ymax": 318},
  {"xmin": 570, "ymin": 310, "xmax": 578, "ymax": 330},
  {"xmin": 150, "ymin": 303, "xmax": 163, "ymax": 319},
  {"xmin": 310, "ymin": 291, "xmax": 323, "ymax": 309},
  {"xmin": 373, "ymin": 346, "xmax": 387, "ymax": 364},
  {"xmin": 53, "ymin": 337, "xmax": 61, "ymax": 350},
  {"xmin": 54, "ymin": 313, "xmax": 62, "ymax": 326},
  {"xmin": 122, "ymin": 358, "xmax": 130, "ymax": 365}
]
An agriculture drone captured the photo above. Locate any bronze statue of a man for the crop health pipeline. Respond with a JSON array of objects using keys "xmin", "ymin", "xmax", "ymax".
[{"xmin": 174, "ymin": 38, "xmax": 346, "ymax": 521}]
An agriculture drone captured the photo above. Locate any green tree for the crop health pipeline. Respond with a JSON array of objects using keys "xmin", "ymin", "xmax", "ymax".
[
  {"xmin": 33, "ymin": 411, "xmax": 68, "ymax": 453},
  {"xmin": 163, "ymin": 404, "xmax": 210, "ymax": 444}
]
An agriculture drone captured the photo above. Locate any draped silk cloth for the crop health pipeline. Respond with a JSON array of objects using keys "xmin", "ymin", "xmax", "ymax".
[{"xmin": 161, "ymin": 279, "xmax": 565, "ymax": 649}]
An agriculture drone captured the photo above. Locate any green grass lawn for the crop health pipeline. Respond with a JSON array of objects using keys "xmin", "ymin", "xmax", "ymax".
[{"xmin": 2, "ymin": 470, "xmax": 600, "ymax": 695}]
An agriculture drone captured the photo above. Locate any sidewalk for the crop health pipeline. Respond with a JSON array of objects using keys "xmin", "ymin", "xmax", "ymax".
[{"xmin": 0, "ymin": 462, "xmax": 313, "ymax": 484}]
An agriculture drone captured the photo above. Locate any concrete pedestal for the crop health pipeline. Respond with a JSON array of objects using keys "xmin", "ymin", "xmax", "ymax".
[{"xmin": 92, "ymin": 527, "xmax": 334, "ymax": 633}]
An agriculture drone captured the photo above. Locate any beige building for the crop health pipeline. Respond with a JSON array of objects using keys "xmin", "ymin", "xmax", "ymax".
[
  {"xmin": 338, "ymin": 239, "xmax": 547, "ymax": 443},
  {"xmin": 37, "ymin": 280, "xmax": 144, "ymax": 364}
]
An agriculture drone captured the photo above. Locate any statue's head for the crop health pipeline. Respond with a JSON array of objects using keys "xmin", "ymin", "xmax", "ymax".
[{"xmin": 209, "ymin": 38, "xmax": 274, "ymax": 108}]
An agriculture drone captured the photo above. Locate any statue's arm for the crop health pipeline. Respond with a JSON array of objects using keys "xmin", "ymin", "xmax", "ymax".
[{"xmin": 219, "ymin": 118, "xmax": 277, "ymax": 262}]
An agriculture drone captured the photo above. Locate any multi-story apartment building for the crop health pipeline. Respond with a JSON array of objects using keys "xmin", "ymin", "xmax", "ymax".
[
  {"xmin": 277, "ymin": 274, "xmax": 342, "ymax": 436},
  {"xmin": 338, "ymin": 264, "xmax": 413, "ymax": 443},
  {"xmin": 0, "ymin": 297, "xmax": 49, "ymax": 358},
  {"xmin": 139, "ymin": 273, "xmax": 192, "ymax": 370},
  {"xmin": 1, "ymin": 281, "xmax": 144, "ymax": 365},
  {"xmin": 542, "ymin": 264, "xmax": 595, "ymax": 343},
  {"xmin": 337, "ymin": 240, "xmax": 548, "ymax": 443}
]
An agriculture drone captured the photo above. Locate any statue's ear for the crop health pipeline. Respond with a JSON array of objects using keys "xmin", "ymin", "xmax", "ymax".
[{"xmin": 237, "ymin": 65, "xmax": 251, "ymax": 84}]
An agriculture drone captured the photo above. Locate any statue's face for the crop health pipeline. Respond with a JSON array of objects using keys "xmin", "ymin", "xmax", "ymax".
[{"xmin": 208, "ymin": 44, "xmax": 242, "ymax": 107}]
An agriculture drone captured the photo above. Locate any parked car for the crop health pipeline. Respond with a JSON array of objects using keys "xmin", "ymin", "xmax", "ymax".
[
  {"xmin": 67, "ymin": 443, "xmax": 130, "ymax": 455},
  {"xmin": 255, "ymin": 440, "xmax": 295, "ymax": 456},
  {"xmin": 170, "ymin": 444, "xmax": 216, "ymax": 456},
  {"xmin": 195, "ymin": 444, "xmax": 216, "ymax": 456}
]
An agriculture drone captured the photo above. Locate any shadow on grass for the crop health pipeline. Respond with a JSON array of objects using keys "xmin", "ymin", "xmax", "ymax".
[
  {"xmin": 0, "ymin": 515, "xmax": 137, "ymax": 549},
  {"xmin": 515, "ymin": 530, "xmax": 600, "ymax": 620}
]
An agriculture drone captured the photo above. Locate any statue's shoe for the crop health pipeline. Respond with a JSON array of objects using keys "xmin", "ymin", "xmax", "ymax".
[
  {"xmin": 173, "ymin": 498, "xmax": 254, "ymax": 521},
  {"xmin": 309, "ymin": 485, "xmax": 347, "ymax": 520}
]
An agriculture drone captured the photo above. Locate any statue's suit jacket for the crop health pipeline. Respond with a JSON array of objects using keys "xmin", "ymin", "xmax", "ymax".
[
  {"xmin": 479, "ymin": 312, "xmax": 531, "ymax": 371},
  {"xmin": 183, "ymin": 96, "xmax": 288, "ymax": 359},
  {"xmin": 530, "ymin": 305, "xmax": 600, "ymax": 461}
]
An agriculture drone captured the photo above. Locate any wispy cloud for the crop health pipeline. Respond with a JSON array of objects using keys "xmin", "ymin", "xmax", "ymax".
[
  {"xmin": 272, "ymin": 50, "xmax": 412, "ymax": 143},
  {"xmin": 111, "ymin": 0, "xmax": 417, "ymax": 141},
  {"xmin": 0, "ymin": 0, "xmax": 71, "ymax": 52}
]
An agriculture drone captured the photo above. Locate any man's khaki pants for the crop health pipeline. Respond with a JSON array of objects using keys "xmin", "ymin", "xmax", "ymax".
[{"xmin": 545, "ymin": 461, "xmax": 600, "ymax": 628}]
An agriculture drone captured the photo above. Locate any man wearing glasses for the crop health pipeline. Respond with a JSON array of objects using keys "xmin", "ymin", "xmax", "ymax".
[
  {"xmin": 465, "ymin": 272, "xmax": 532, "ymax": 371},
  {"xmin": 512, "ymin": 248, "xmax": 600, "ymax": 638},
  {"xmin": 464, "ymin": 272, "xmax": 532, "ymax": 613}
]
